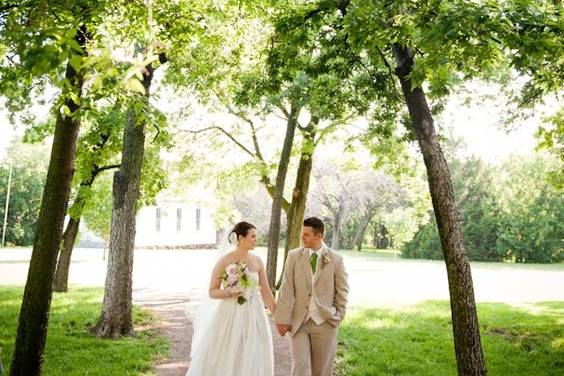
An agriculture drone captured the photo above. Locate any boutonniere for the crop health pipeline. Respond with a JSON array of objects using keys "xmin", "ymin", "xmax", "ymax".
[{"xmin": 321, "ymin": 253, "xmax": 332, "ymax": 268}]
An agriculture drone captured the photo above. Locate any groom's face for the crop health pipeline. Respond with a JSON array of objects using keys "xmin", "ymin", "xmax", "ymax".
[{"xmin": 301, "ymin": 226, "xmax": 322, "ymax": 249}]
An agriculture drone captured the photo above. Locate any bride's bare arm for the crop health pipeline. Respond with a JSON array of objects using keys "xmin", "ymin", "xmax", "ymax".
[
  {"xmin": 208, "ymin": 259, "xmax": 241, "ymax": 300},
  {"xmin": 257, "ymin": 256, "xmax": 276, "ymax": 314}
]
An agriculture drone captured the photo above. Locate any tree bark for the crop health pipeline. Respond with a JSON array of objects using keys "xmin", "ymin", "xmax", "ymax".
[
  {"xmin": 94, "ymin": 53, "xmax": 166, "ymax": 338},
  {"xmin": 331, "ymin": 207, "xmax": 342, "ymax": 250},
  {"xmin": 353, "ymin": 207, "xmax": 374, "ymax": 251},
  {"xmin": 52, "ymin": 217, "xmax": 80, "ymax": 292},
  {"xmin": 53, "ymin": 133, "xmax": 116, "ymax": 293},
  {"xmin": 393, "ymin": 44, "xmax": 486, "ymax": 375},
  {"xmin": 10, "ymin": 25, "xmax": 88, "ymax": 376},
  {"xmin": 266, "ymin": 104, "xmax": 299, "ymax": 290},
  {"xmin": 276, "ymin": 123, "xmax": 316, "ymax": 289}
]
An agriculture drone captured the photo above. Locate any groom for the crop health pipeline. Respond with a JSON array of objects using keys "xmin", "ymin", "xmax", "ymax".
[{"xmin": 275, "ymin": 217, "xmax": 349, "ymax": 376}]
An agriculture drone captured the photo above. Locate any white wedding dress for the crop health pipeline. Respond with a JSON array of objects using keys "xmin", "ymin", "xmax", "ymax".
[{"xmin": 186, "ymin": 271, "xmax": 274, "ymax": 376}]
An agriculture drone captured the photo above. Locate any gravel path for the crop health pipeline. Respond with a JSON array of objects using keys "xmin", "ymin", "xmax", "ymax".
[{"xmin": 134, "ymin": 289, "xmax": 292, "ymax": 376}]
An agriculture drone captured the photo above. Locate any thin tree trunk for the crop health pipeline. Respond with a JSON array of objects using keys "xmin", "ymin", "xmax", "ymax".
[
  {"xmin": 353, "ymin": 207, "xmax": 374, "ymax": 251},
  {"xmin": 10, "ymin": 25, "xmax": 88, "ymax": 376},
  {"xmin": 331, "ymin": 208, "xmax": 342, "ymax": 250},
  {"xmin": 393, "ymin": 44, "xmax": 486, "ymax": 375},
  {"xmin": 53, "ymin": 217, "xmax": 80, "ymax": 292},
  {"xmin": 216, "ymin": 228, "xmax": 226, "ymax": 247},
  {"xmin": 376, "ymin": 223, "xmax": 390, "ymax": 249},
  {"xmin": 94, "ymin": 53, "xmax": 166, "ymax": 338},
  {"xmin": 53, "ymin": 133, "xmax": 116, "ymax": 293},
  {"xmin": 276, "ymin": 124, "xmax": 316, "ymax": 289},
  {"xmin": 266, "ymin": 104, "xmax": 299, "ymax": 290}
]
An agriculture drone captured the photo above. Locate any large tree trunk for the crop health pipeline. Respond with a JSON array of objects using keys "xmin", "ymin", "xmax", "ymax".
[
  {"xmin": 266, "ymin": 104, "xmax": 299, "ymax": 290},
  {"xmin": 95, "ymin": 107, "xmax": 143, "ymax": 338},
  {"xmin": 331, "ymin": 208, "xmax": 342, "ymax": 250},
  {"xmin": 353, "ymin": 207, "xmax": 374, "ymax": 251},
  {"xmin": 393, "ymin": 44, "xmax": 486, "ymax": 375},
  {"xmin": 10, "ymin": 25, "xmax": 88, "ymax": 376},
  {"xmin": 276, "ymin": 123, "xmax": 316, "ymax": 289},
  {"xmin": 95, "ymin": 54, "xmax": 165, "ymax": 338},
  {"xmin": 53, "ymin": 217, "xmax": 80, "ymax": 292}
]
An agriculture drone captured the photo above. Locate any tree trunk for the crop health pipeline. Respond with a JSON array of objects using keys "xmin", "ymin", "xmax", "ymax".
[
  {"xmin": 276, "ymin": 124, "xmax": 316, "ymax": 289},
  {"xmin": 10, "ymin": 25, "xmax": 88, "ymax": 376},
  {"xmin": 376, "ymin": 223, "xmax": 390, "ymax": 249},
  {"xmin": 353, "ymin": 208, "xmax": 374, "ymax": 251},
  {"xmin": 53, "ymin": 217, "xmax": 81, "ymax": 292},
  {"xmin": 95, "ymin": 53, "xmax": 165, "ymax": 338},
  {"xmin": 53, "ymin": 132, "xmax": 114, "ymax": 293},
  {"xmin": 216, "ymin": 228, "xmax": 226, "ymax": 247},
  {"xmin": 393, "ymin": 44, "xmax": 486, "ymax": 375},
  {"xmin": 372, "ymin": 223, "xmax": 378, "ymax": 247},
  {"xmin": 266, "ymin": 104, "xmax": 299, "ymax": 290},
  {"xmin": 95, "ymin": 107, "xmax": 143, "ymax": 338},
  {"xmin": 331, "ymin": 208, "xmax": 342, "ymax": 250}
]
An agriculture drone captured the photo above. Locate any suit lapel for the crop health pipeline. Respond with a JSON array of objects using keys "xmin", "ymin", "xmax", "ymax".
[{"xmin": 300, "ymin": 247, "xmax": 312, "ymax": 288}]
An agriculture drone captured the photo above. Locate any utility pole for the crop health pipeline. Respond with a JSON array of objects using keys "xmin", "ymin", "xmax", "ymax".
[{"xmin": 1, "ymin": 159, "xmax": 13, "ymax": 247}]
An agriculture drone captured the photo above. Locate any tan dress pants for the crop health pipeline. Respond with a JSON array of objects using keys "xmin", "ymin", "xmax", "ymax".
[{"xmin": 289, "ymin": 319, "xmax": 338, "ymax": 376}]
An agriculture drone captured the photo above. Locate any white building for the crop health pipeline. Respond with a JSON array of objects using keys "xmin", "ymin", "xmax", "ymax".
[{"xmin": 134, "ymin": 200, "xmax": 217, "ymax": 248}]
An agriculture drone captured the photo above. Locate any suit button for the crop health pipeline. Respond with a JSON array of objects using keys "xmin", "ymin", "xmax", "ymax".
[
  {"xmin": 308, "ymin": 293, "xmax": 312, "ymax": 297},
  {"xmin": 305, "ymin": 305, "xmax": 309, "ymax": 309}
]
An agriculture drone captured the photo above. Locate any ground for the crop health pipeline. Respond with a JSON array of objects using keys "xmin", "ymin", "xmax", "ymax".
[{"xmin": 1, "ymin": 247, "xmax": 562, "ymax": 375}]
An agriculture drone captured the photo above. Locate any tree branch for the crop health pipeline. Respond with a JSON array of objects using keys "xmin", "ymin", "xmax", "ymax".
[
  {"xmin": 97, "ymin": 164, "xmax": 121, "ymax": 173},
  {"xmin": 375, "ymin": 45, "xmax": 399, "ymax": 89},
  {"xmin": 182, "ymin": 126, "xmax": 256, "ymax": 158},
  {"xmin": 277, "ymin": 104, "xmax": 290, "ymax": 119}
]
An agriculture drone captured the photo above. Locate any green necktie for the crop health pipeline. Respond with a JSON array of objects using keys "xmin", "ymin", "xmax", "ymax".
[{"xmin": 310, "ymin": 252, "xmax": 318, "ymax": 273}]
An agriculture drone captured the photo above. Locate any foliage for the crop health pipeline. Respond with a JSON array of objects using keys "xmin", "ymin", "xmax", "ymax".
[
  {"xmin": 81, "ymin": 174, "xmax": 112, "ymax": 242},
  {"xmin": 402, "ymin": 154, "xmax": 563, "ymax": 263},
  {"xmin": 536, "ymin": 108, "xmax": 564, "ymax": 190},
  {"xmin": 495, "ymin": 155, "xmax": 563, "ymax": 263},
  {"xmin": 0, "ymin": 140, "xmax": 49, "ymax": 246}
]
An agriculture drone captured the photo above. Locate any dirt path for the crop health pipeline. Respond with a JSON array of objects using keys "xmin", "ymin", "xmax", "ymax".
[{"xmin": 134, "ymin": 289, "xmax": 292, "ymax": 376}]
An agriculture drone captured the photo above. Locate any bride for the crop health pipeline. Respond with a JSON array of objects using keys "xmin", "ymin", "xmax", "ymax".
[{"xmin": 186, "ymin": 221, "xmax": 276, "ymax": 376}]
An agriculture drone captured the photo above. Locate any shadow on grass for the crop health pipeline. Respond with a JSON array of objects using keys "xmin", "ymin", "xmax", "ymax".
[
  {"xmin": 0, "ymin": 286, "xmax": 168, "ymax": 376},
  {"xmin": 336, "ymin": 301, "xmax": 563, "ymax": 376}
]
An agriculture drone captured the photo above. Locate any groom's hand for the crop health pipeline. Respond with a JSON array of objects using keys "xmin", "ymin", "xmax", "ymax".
[{"xmin": 276, "ymin": 324, "xmax": 291, "ymax": 336}]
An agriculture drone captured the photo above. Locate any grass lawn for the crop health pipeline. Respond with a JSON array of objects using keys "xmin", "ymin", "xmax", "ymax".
[
  {"xmin": 340, "ymin": 248, "xmax": 402, "ymax": 259},
  {"xmin": 0, "ymin": 286, "xmax": 168, "ymax": 375},
  {"xmin": 336, "ymin": 301, "xmax": 564, "ymax": 376}
]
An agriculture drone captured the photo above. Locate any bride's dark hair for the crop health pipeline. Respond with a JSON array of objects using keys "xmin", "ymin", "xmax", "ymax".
[{"xmin": 229, "ymin": 221, "xmax": 256, "ymax": 243}]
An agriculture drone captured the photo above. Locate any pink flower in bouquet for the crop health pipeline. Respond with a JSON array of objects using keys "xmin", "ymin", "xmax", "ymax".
[{"xmin": 221, "ymin": 261, "xmax": 257, "ymax": 304}]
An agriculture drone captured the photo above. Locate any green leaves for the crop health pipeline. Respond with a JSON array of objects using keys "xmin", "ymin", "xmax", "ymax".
[{"xmin": 535, "ymin": 108, "xmax": 564, "ymax": 190}]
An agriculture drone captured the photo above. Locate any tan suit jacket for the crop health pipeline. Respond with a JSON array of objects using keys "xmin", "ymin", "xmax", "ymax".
[{"xmin": 275, "ymin": 245, "xmax": 349, "ymax": 336}]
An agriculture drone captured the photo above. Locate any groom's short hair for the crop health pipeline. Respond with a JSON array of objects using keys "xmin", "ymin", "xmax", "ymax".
[{"xmin": 303, "ymin": 217, "xmax": 324, "ymax": 235}]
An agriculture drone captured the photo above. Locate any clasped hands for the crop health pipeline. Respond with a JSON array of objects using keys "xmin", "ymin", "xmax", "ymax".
[{"xmin": 276, "ymin": 324, "xmax": 291, "ymax": 336}]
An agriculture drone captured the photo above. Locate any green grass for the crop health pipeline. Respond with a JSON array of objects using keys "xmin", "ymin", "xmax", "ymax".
[
  {"xmin": 0, "ymin": 286, "xmax": 168, "ymax": 375},
  {"xmin": 341, "ymin": 248, "xmax": 402, "ymax": 258},
  {"xmin": 336, "ymin": 301, "xmax": 564, "ymax": 376}
]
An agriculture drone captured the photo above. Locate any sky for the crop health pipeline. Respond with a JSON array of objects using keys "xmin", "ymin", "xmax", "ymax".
[{"xmin": 0, "ymin": 81, "xmax": 558, "ymax": 164}]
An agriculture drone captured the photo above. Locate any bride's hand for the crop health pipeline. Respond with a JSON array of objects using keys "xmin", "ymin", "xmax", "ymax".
[{"xmin": 228, "ymin": 287, "xmax": 244, "ymax": 298}]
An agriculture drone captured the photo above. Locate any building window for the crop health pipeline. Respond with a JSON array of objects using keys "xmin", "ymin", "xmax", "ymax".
[
  {"xmin": 196, "ymin": 208, "xmax": 201, "ymax": 232},
  {"xmin": 156, "ymin": 207, "xmax": 161, "ymax": 232},
  {"xmin": 177, "ymin": 208, "xmax": 182, "ymax": 232}
]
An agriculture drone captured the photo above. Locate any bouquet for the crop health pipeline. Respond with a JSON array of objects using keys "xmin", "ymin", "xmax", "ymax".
[{"xmin": 222, "ymin": 261, "xmax": 258, "ymax": 304}]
